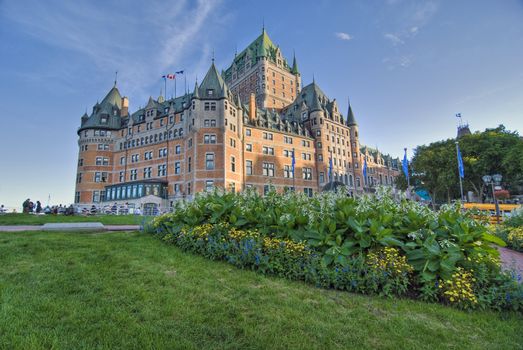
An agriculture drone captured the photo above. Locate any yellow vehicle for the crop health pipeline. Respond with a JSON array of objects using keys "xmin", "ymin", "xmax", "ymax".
[{"xmin": 463, "ymin": 203, "xmax": 521, "ymax": 224}]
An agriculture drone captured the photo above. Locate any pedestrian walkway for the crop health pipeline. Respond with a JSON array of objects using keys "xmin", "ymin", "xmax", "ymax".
[
  {"xmin": 498, "ymin": 247, "xmax": 523, "ymax": 280},
  {"xmin": 0, "ymin": 224, "xmax": 140, "ymax": 232}
]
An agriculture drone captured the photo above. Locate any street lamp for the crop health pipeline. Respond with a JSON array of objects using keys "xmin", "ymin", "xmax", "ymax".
[{"xmin": 482, "ymin": 174, "xmax": 502, "ymax": 224}]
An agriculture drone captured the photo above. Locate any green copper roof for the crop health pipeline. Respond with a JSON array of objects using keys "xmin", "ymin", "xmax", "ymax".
[
  {"xmin": 223, "ymin": 29, "xmax": 294, "ymax": 80},
  {"xmin": 78, "ymin": 85, "xmax": 123, "ymax": 134},
  {"xmin": 347, "ymin": 102, "xmax": 357, "ymax": 126},
  {"xmin": 199, "ymin": 62, "xmax": 229, "ymax": 99},
  {"xmin": 101, "ymin": 85, "xmax": 122, "ymax": 108},
  {"xmin": 291, "ymin": 53, "xmax": 299, "ymax": 74}
]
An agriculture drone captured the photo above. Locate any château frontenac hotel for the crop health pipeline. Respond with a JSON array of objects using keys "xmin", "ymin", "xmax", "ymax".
[{"xmin": 75, "ymin": 29, "xmax": 401, "ymax": 212}]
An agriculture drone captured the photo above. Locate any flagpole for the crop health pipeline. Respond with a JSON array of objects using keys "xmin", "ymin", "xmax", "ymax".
[
  {"xmin": 455, "ymin": 141, "xmax": 464, "ymax": 201},
  {"xmin": 163, "ymin": 77, "xmax": 167, "ymax": 100},
  {"xmin": 174, "ymin": 77, "xmax": 177, "ymax": 99}
]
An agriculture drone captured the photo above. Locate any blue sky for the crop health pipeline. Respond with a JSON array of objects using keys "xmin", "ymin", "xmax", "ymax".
[{"xmin": 0, "ymin": 0, "xmax": 522, "ymax": 209}]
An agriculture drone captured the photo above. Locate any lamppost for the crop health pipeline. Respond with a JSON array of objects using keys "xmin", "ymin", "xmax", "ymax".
[{"xmin": 482, "ymin": 174, "xmax": 502, "ymax": 224}]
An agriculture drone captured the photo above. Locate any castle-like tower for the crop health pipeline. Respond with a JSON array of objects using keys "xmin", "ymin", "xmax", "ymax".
[
  {"xmin": 74, "ymin": 30, "xmax": 400, "ymax": 212},
  {"xmin": 223, "ymin": 29, "xmax": 301, "ymax": 110}
]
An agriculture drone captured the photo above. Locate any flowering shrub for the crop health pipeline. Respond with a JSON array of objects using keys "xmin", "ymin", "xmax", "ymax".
[
  {"xmin": 507, "ymin": 227, "xmax": 523, "ymax": 252},
  {"xmin": 439, "ymin": 267, "xmax": 478, "ymax": 309},
  {"xmin": 146, "ymin": 187, "xmax": 523, "ymax": 312}
]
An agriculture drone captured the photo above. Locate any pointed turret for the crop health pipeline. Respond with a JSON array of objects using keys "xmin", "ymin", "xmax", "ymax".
[
  {"xmin": 192, "ymin": 81, "xmax": 200, "ymax": 99},
  {"xmin": 347, "ymin": 100, "xmax": 357, "ymax": 126},
  {"xmin": 310, "ymin": 85, "xmax": 322, "ymax": 112},
  {"xmin": 199, "ymin": 62, "xmax": 228, "ymax": 99},
  {"xmin": 101, "ymin": 86, "xmax": 122, "ymax": 108},
  {"xmin": 291, "ymin": 52, "xmax": 299, "ymax": 75}
]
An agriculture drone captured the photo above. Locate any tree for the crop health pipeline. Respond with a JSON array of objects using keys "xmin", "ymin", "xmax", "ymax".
[{"xmin": 406, "ymin": 125, "xmax": 522, "ymax": 204}]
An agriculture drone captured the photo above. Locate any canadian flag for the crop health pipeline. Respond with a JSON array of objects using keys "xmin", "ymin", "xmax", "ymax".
[{"xmin": 162, "ymin": 74, "xmax": 175, "ymax": 79}]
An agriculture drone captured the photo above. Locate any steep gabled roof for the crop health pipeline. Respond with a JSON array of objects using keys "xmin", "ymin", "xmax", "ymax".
[
  {"xmin": 199, "ymin": 63, "xmax": 229, "ymax": 99},
  {"xmin": 223, "ymin": 29, "xmax": 292, "ymax": 80},
  {"xmin": 347, "ymin": 102, "xmax": 357, "ymax": 126},
  {"xmin": 78, "ymin": 85, "xmax": 123, "ymax": 134},
  {"xmin": 101, "ymin": 86, "xmax": 122, "ymax": 108}
]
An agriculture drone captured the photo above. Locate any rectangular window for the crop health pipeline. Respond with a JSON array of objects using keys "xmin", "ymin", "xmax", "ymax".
[
  {"xmin": 74, "ymin": 192, "xmax": 80, "ymax": 203},
  {"xmin": 262, "ymin": 162, "xmax": 275, "ymax": 177},
  {"xmin": 93, "ymin": 191, "xmax": 100, "ymax": 203},
  {"xmin": 158, "ymin": 148, "xmax": 168, "ymax": 158},
  {"xmin": 246, "ymin": 129, "xmax": 251, "ymax": 136},
  {"xmin": 130, "ymin": 169, "xmax": 137, "ymax": 180},
  {"xmin": 143, "ymin": 167, "xmax": 152, "ymax": 179},
  {"xmin": 284, "ymin": 136, "xmax": 293, "ymax": 144},
  {"xmin": 175, "ymin": 145, "xmax": 181, "ymax": 154},
  {"xmin": 263, "ymin": 146, "xmax": 274, "ymax": 155},
  {"xmin": 175, "ymin": 162, "xmax": 181, "ymax": 174},
  {"xmin": 188, "ymin": 157, "xmax": 192, "ymax": 172},
  {"xmin": 204, "ymin": 134, "xmax": 217, "ymax": 144},
  {"xmin": 120, "ymin": 156, "xmax": 126, "ymax": 165},
  {"xmin": 78, "ymin": 158, "xmax": 84, "ymax": 166},
  {"xmin": 303, "ymin": 188, "xmax": 313, "ymax": 197},
  {"xmin": 205, "ymin": 180, "xmax": 214, "ymax": 191},
  {"xmin": 230, "ymin": 138, "xmax": 236, "ymax": 148},
  {"xmin": 319, "ymin": 172, "xmax": 325, "ymax": 183},
  {"xmin": 206, "ymin": 153, "xmax": 215, "ymax": 170},
  {"xmin": 302, "ymin": 168, "xmax": 313, "ymax": 180},
  {"xmin": 231, "ymin": 156, "xmax": 236, "ymax": 172},
  {"xmin": 119, "ymin": 171, "xmax": 124, "ymax": 182},
  {"xmin": 246, "ymin": 144, "xmax": 252, "ymax": 152},
  {"xmin": 284, "ymin": 165, "xmax": 293, "ymax": 178},
  {"xmin": 76, "ymin": 173, "xmax": 82, "ymax": 183},
  {"xmin": 246, "ymin": 160, "xmax": 253, "ymax": 175},
  {"xmin": 262, "ymin": 132, "xmax": 273, "ymax": 140}
]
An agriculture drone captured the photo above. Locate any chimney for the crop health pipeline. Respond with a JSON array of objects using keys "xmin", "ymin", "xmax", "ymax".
[
  {"xmin": 121, "ymin": 97, "xmax": 129, "ymax": 117},
  {"xmin": 249, "ymin": 93, "xmax": 256, "ymax": 123}
]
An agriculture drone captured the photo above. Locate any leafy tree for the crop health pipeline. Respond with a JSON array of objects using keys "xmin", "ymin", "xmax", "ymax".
[{"xmin": 407, "ymin": 125, "xmax": 522, "ymax": 203}]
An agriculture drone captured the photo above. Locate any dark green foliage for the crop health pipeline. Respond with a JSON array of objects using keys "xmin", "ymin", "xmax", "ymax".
[
  {"xmin": 147, "ymin": 188, "xmax": 523, "ymax": 312},
  {"xmin": 403, "ymin": 125, "xmax": 523, "ymax": 203}
]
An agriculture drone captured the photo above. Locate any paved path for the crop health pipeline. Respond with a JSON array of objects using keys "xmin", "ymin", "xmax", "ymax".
[
  {"xmin": 0, "ymin": 224, "xmax": 140, "ymax": 232},
  {"xmin": 498, "ymin": 247, "xmax": 523, "ymax": 279}
]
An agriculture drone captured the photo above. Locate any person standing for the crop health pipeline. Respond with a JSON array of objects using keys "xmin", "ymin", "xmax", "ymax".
[
  {"xmin": 36, "ymin": 201, "xmax": 42, "ymax": 213},
  {"xmin": 22, "ymin": 199, "xmax": 30, "ymax": 213}
]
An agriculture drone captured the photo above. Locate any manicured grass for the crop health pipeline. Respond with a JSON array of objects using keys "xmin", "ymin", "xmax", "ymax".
[
  {"xmin": 0, "ymin": 231, "xmax": 521, "ymax": 350},
  {"xmin": 0, "ymin": 213, "xmax": 149, "ymax": 226}
]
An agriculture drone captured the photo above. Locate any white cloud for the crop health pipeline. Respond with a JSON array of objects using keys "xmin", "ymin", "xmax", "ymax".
[
  {"xmin": 335, "ymin": 32, "xmax": 353, "ymax": 41},
  {"xmin": 382, "ymin": 55, "xmax": 413, "ymax": 70},
  {"xmin": 384, "ymin": 33, "xmax": 404, "ymax": 46},
  {"xmin": 1, "ymin": 0, "xmax": 224, "ymax": 102}
]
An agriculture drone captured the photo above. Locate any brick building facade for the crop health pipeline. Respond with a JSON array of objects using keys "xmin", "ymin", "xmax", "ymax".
[{"xmin": 74, "ymin": 30, "xmax": 400, "ymax": 211}]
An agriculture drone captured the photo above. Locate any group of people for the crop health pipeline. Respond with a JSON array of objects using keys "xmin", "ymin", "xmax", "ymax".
[
  {"xmin": 21, "ymin": 199, "xmax": 75, "ymax": 215},
  {"xmin": 22, "ymin": 199, "xmax": 42, "ymax": 214}
]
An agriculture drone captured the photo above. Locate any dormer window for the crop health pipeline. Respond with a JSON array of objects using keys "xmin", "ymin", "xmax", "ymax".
[
  {"xmin": 100, "ymin": 116, "xmax": 108, "ymax": 124},
  {"xmin": 207, "ymin": 89, "xmax": 214, "ymax": 96}
]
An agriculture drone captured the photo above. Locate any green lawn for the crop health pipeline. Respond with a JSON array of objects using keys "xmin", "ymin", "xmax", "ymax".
[
  {"xmin": 0, "ymin": 231, "xmax": 521, "ymax": 350},
  {"xmin": 0, "ymin": 213, "xmax": 150, "ymax": 226}
]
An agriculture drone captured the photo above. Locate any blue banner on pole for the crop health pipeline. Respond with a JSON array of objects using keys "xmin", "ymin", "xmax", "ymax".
[
  {"xmin": 402, "ymin": 149, "xmax": 409, "ymax": 180},
  {"xmin": 291, "ymin": 149, "xmax": 296, "ymax": 177},
  {"xmin": 363, "ymin": 157, "xmax": 368, "ymax": 184},
  {"xmin": 457, "ymin": 144, "xmax": 465, "ymax": 178}
]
